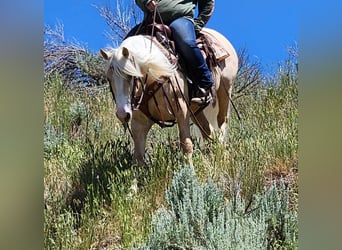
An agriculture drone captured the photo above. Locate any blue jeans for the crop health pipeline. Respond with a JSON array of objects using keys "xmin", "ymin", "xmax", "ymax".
[{"xmin": 169, "ymin": 17, "xmax": 213, "ymax": 88}]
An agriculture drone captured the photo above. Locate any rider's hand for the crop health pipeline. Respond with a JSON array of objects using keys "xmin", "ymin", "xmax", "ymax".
[{"xmin": 146, "ymin": 0, "xmax": 157, "ymax": 11}]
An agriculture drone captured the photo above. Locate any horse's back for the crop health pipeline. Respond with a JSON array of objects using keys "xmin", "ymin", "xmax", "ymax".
[{"xmin": 201, "ymin": 28, "xmax": 239, "ymax": 77}]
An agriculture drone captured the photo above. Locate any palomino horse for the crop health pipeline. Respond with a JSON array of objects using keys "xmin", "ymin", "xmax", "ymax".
[{"xmin": 100, "ymin": 28, "xmax": 238, "ymax": 165}]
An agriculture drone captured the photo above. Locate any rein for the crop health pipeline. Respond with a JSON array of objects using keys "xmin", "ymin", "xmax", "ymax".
[
  {"xmin": 132, "ymin": 76, "xmax": 177, "ymax": 128},
  {"xmin": 130, "ymin": 13, "xmax": 180, "ymax": 128},
  {"xmin": 128, "ymin": 10, "xmax": 217, "ymax": 138},
  {"xmin": 120, "ymin": 6, "xmax": 240, "ymax": 139},
  {"xmin": 172, "ymin": 75, "xmax": 215, "ymax": 141}
]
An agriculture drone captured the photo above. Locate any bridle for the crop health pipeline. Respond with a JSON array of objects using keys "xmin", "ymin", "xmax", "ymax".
[{"xmin": 108, "ymin": 40, "xmax": 215, "ymax": 140}]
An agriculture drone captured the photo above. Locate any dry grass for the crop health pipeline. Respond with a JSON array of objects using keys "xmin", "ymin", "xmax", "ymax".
[{"xmin": 265, "ymin": 159, "xmax": 297, "ymax": 187}]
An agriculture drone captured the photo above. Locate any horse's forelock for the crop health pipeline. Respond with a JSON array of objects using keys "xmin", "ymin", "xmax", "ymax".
[{"xmin": 106, "ymin": 47, "xmax": 143, "ymax": 80}]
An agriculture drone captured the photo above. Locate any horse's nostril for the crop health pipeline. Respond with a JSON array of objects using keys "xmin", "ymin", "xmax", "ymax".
[{"xmin": 125, "ymin": 113, "xmax": 131, "ymax": 123}]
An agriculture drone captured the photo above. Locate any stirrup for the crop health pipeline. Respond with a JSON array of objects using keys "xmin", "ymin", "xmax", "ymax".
[{"xmin": 191, "ymin": 87, "xmax": 212, "ymax": 105}]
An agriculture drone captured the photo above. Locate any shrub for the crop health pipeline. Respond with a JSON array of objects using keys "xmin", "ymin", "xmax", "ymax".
[
  {"xmin": 44, "ymin": 23, "xmax": 107, "ymax": 87},
  {"xmin": 135, "ymin": 166, "xmax": 298, "ymax": 249},
  {"xmin": 44, "ymin": 118, "xmax": 66, "ymax": 159},
  {"xmin": 69, "ymin": 101, "xmax": 88, "ymax": 136}
]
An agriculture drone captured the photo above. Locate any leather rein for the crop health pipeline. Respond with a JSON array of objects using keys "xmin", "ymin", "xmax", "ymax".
[
  {"xmin": 122, "ymin": 7, "xmax": 220, "ymax": 139},
  {"xmin": 131, "ymin": 74, "xmax": 179, "ymax": 128}
]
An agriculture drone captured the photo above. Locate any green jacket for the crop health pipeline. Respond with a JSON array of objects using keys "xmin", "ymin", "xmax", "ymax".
[{"xmin": 135, "ymin": 0, "xmax": 215, "ymax": 32}]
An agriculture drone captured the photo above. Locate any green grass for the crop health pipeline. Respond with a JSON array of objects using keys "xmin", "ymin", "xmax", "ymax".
[{"xmin": 44, "ymin": 58, "xmax": 298, "ymax": 249}]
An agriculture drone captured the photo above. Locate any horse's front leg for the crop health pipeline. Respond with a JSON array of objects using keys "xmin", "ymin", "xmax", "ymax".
[
  {"xmin": 131, "ymin": 113, "xmax": 153, "ymax": 166},
  {"xmin": 176, "ymin": 111, "xmax": 193, "ymax": 165}
]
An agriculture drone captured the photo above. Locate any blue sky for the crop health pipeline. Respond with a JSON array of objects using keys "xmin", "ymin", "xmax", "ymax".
[{"xmin": 44, "ymin": 0, "xmax": 297, "ymax": 72}]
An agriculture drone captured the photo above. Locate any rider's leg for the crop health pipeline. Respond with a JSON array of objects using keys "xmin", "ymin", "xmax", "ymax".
[{"xmin": 169, "ymin": 18, "xmax": 213, "ymax": 93}]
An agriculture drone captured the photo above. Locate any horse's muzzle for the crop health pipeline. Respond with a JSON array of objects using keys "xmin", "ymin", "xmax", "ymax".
[{"xmin": 116, "ymin": 110, "xmax": 131, "ymax": 124}]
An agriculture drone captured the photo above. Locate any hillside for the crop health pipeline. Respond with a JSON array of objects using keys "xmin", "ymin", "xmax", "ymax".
[{"xmin": 44, "ymin": 50, "xmax": 298, "ymax": 249}]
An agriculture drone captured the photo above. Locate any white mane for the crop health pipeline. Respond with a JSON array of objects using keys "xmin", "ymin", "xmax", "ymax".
[{"xmin": 106, "ymin": 35, "xmax": 176, "ymax": 80}]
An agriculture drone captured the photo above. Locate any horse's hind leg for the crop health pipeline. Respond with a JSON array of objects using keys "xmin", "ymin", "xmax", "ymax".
[{"xmin": 216, "ymin": 78, "xmax": 233, "ymax": 140}]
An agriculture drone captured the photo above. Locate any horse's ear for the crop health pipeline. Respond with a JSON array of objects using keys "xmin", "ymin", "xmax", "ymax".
[
  {"xmin": 122, "ymin": 47, "xmax": 129, "ymax": 58},
  {"xmin": 99, "ymin": 49, "xmax": 110, "ymax": 60}
]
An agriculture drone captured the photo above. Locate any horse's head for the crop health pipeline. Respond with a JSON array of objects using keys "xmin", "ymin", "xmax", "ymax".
[
  {"xmin": 100, "ymin": 47, "xmax": 143, "ymax": 124},
  {"xmin": 100, "ymin": 36, "xmax": 176, "ymax": 124}
]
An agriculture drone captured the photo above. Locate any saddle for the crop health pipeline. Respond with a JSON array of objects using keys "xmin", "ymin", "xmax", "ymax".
[{"xmin": 146, "ymin": 23, "xmax": 230, "ymax": 70}]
